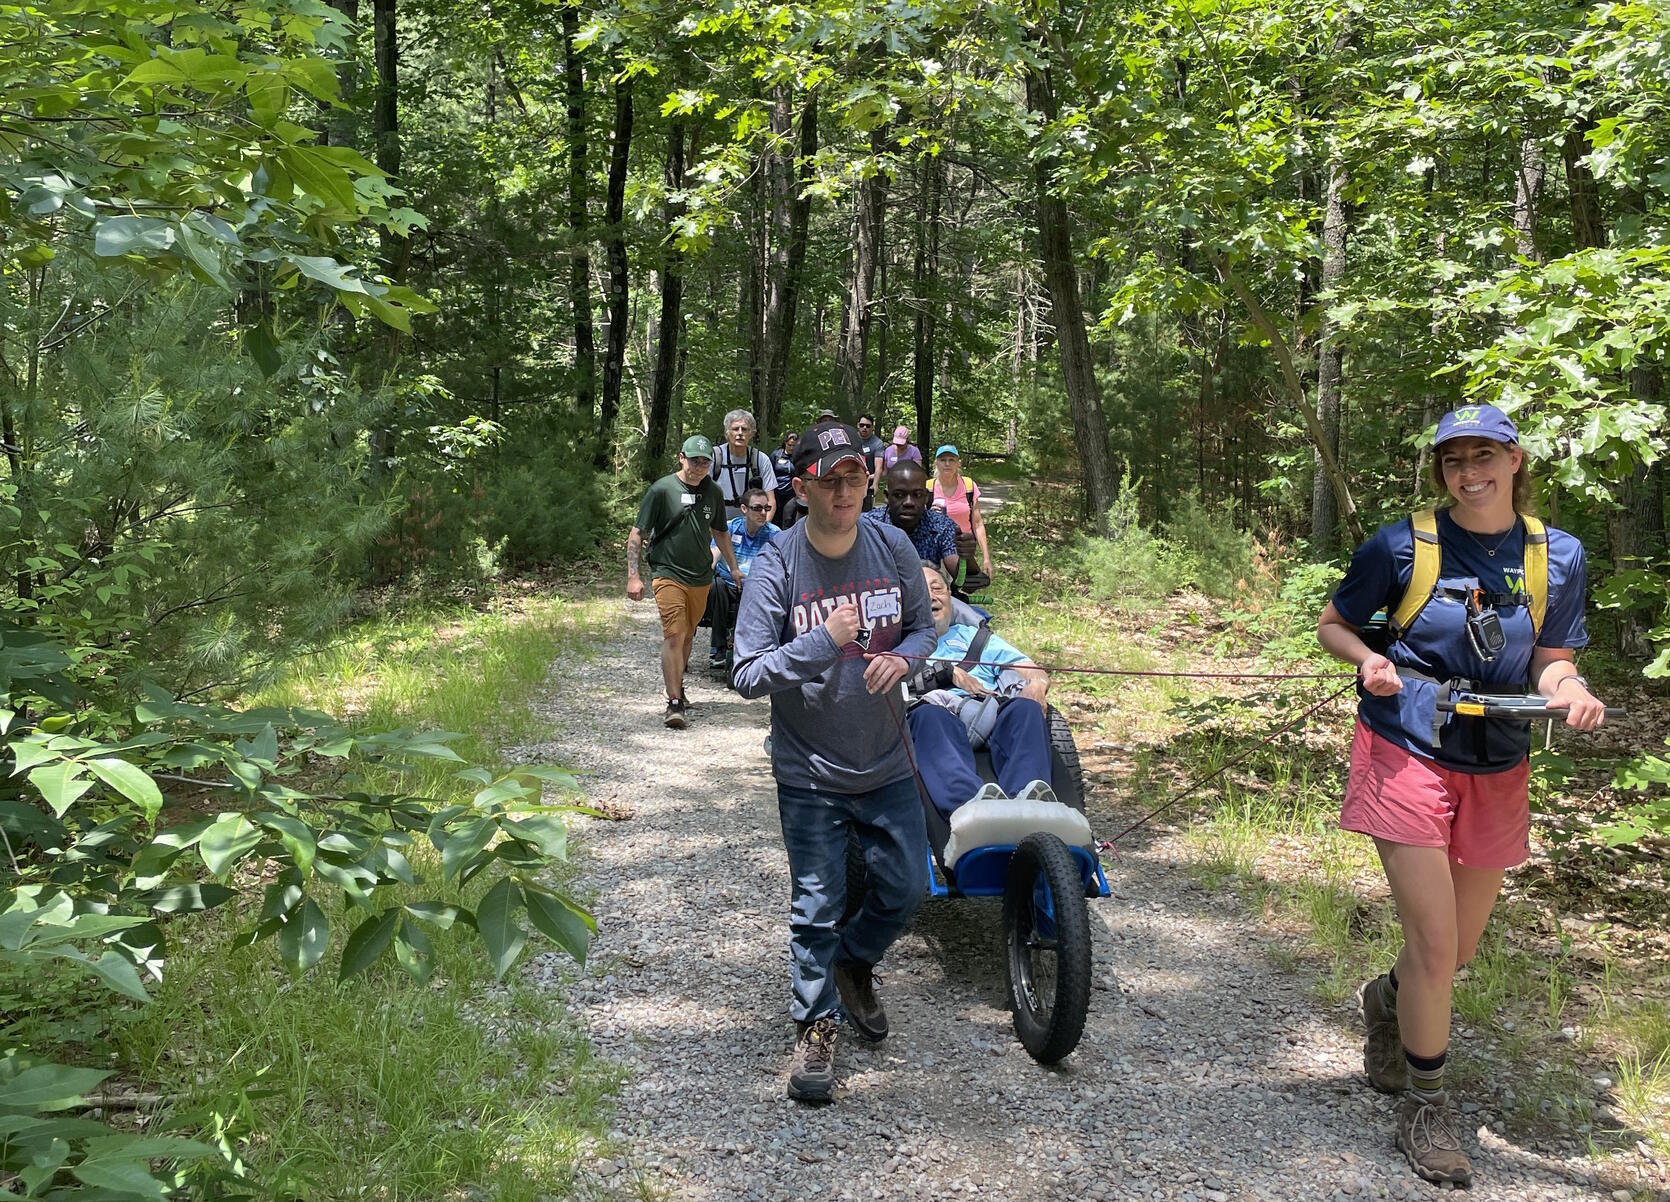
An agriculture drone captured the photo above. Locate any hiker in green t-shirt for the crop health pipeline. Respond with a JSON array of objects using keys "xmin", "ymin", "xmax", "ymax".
[{"xmin": 626, "ymin": 435, "xmax": 740, "ymax": 728}]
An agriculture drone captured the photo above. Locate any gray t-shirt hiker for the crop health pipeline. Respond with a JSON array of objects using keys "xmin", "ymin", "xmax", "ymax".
[{"xmin": 732, "ymin": 518, "xmax": 938, "ymax": 792}]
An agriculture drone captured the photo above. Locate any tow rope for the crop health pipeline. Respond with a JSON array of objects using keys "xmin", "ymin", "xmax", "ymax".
[{"xmin": 867, "ymin": 647, "xmax": 1360, "ymax": 850}]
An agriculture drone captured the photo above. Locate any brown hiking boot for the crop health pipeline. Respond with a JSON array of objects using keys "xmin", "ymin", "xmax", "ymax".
[
  {"xmin": 663, "ymin": 697, "xmax": 687, "ymax": 729},
  {"xmin": 1395, "ymin": 1093, "xmax": 1472, "ymax": 1186},
  {"xmin": 787, "ymin": 1017, "xmax": 839, "ymax": 1102},
  {"xmin": 1361, "ymin": 975, "xmax": 1409, "ymax": 1093},
  {"xmin": 834, "ymin": 961, "xmax": 888, "ymax": 1041}
]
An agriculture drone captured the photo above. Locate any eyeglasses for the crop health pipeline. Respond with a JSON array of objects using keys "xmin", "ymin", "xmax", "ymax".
[
  {"xmin": 805, "ymin": 473, "xmax": 868, "ymax": 493},
  {"xmin": 745, "ymin": 504, "xmax": 770, "ymax": 513},
  {"xmin": 857, "ymin": 420, "xmax": 873, "ymax": 427}
]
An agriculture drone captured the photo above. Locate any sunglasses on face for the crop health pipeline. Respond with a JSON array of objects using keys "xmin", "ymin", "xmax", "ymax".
[{"xmin": 745, "ymin": 504, "xmax": 769, "ymax": 513}]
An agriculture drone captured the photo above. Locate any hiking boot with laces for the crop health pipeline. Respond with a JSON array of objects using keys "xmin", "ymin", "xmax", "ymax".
[
  {"xmin": 787, "ymin": 1016, "xmax": 839, "ymax": 1102},
  {"xmin": 1360, "ymin": 975, "xmax": 1409, "ymax": 1092},
  {"xmin": 834, "ymin": 961, "xmax": 888, "ymax": 1041},
  {"xmin": 1395, "ymin": 1093, "xmax": 1472, "ymax": 1186},
  {"xmin": 664, "ymin": 697, "xmax": 687, "ymax": 729}
]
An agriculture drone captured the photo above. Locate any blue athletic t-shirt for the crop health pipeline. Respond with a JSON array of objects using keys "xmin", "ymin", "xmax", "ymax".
[{"xmin": 1330, "ymin": 509, "xmax": 1589, "ymax": 773}]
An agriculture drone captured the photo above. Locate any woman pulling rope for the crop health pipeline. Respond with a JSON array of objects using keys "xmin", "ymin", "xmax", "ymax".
[{"xmin": 1316, "ymin": 403, "xmax": 1608, "ymax": 1187}]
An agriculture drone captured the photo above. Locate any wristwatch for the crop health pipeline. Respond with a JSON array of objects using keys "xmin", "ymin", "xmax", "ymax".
[{"xmin": 1555, "ymin": 673, "xmax": 1590, "ymax": 695}]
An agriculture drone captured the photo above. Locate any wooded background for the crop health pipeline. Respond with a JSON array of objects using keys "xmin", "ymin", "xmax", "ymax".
[{"xmin": 3, "ymin": 0, "xmax": 1667, "ymax": 691}]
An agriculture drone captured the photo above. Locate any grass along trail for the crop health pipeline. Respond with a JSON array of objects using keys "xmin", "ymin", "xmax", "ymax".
[{"xmin": 509, "ymin": 592, "xmax": 1647, "ymax": 1202}]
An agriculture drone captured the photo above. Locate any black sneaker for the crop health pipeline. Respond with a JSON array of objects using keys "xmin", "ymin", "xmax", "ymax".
[
  {"xmin": 664, "ymin": 697, "xmax": 687, "ymax": 729},
  {"xmin": 709, "ymin": 650, "xmax": 729, "ymax": 672},
  {"xmin": 834, "ymin": 961, "xmax": 888, "ymax": 1041},
  {"xmin": 787, "ymin": 1017, "xmax": 839, "ymax": 1102}
]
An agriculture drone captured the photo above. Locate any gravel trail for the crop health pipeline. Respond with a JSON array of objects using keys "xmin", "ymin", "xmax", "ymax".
[{"xmin": 514, "ymin": 600, "xmax": 1628, "ymax": 1202}]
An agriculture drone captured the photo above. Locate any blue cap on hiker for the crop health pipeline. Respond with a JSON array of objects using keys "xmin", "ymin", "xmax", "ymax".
[
  {"xmin": 1434, "ymin": 404, "xmax": 1517, "ymax": 447},
  {"xmin": 935, "ymin": 445, "xmax": 959, "ymax": 459}
]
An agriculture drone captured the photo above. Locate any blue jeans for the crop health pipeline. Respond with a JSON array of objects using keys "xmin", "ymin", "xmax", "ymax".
[
  {"xmin": 907, "ymin": 699, "xmax": 1052, "ymax": 818},
  {"xmin": 777, "ymin": 776, "xmax": 928, "ymax": 1024}
]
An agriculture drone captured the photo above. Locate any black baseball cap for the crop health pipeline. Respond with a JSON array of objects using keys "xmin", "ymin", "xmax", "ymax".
[{"xmin": 791, "ymin": 421, "xmax": 868, "ymax": 478}]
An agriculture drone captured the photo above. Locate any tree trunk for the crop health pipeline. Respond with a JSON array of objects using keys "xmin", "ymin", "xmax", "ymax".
[
  {"xmin": 366, "ymin": 0, "xmax": 402, "ymax": 522},
  {"xmin": 1514, "ymin": 128, "xmax": 1547, "ymax": 262},
  {"xmin": 834, "ymin": 127, "xmax": 887, "ymax": 419},
  {"xmin": 562, "ymin": 7, "xmax": 595, "ymax": 420},
  {"xmin": 759, "ymin": 90, "xmax": 816, "ymax": 439},
  {"xmin": 596, "ymin": 69, "xmax": 633, "ymax": 468},
  {"xmin": 645, "ymin": 123, "xmax": 687, "ymax": 478},
  {"xmin": 1309, "ymin": 154, "xmax": 1350, "ymax": 555},
  {"xmin": 322, "ymin": 0, "xmax": 360, "ymax": 148},
  {"xmin": 912, "ymin": 150, "xmax": 943, "ymax": 453},
  {"xmin": 748, "ymin": 160, "xmax": 767, "ymax": 414},
  {"xmin": 1217, "ymin": 258, "xmax": 1364, "ymax": 543},
  {"xmin": 1563, "ymin": 118, "xmax": 1606, "ymax": 252},
  {"xmin": 371, "ymin": 0, "xmax": 405, "ymax": 280},
  {"xmin": 1024, "ymin": 55, "xmax": 1117, "ymax": 529}
]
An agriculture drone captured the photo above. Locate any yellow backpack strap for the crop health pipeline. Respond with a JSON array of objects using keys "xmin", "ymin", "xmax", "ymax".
[
  {"xmin": 1389, "ymin": 509, "xmax": 1440, "ymax": 638},
  {"xmin": 1521, "ymin": 513, "xmax": 1549, "ymax": 638}
]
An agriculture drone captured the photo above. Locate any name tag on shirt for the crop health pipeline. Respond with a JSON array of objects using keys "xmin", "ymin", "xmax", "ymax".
[
  {"xmin": 681, "ymin": 493, "xmax": 696, "ymax": 507},
  {"xmin": 861, "ymin": 591, "xmax": 901, "ymax": 624}
]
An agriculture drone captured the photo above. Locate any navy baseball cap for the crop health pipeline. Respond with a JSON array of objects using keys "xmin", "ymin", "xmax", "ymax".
[
  {"xmin": 791, "ymin": 421, "xmax": 867, "ymax": 478},
  {"xmin": 1434, "ymin": 404, "xmax": 1517, "ymax": 447}
]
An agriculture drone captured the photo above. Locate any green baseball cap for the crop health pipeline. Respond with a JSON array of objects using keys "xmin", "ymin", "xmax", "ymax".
[{"xmin": 681, "ymin": 434, "xmax": 713, "ymax": 459}]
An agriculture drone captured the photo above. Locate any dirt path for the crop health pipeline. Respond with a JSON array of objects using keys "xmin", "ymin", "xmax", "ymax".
[{"xmin": 514, "ymin": 600, "xmax": 1626, "ymax": 1202}]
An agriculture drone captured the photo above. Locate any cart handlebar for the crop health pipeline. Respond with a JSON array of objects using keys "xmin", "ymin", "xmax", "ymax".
[{"xmin": 1437, "ymin": 693, "xmax": 1625, "ymax": 721}]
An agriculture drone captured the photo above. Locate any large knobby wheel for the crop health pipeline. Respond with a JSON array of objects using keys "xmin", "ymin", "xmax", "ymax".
[
  {"xmin": 1003, "ymin": 832, "xmax": 1092, "ymax": 1063},
  {"xmin": 1045, "ymin": 704, "xmax": 1085, "ymax": 814}
]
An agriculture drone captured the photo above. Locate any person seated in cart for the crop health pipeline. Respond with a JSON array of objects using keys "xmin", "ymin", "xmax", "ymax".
[{"xmin": 905, "ymin": 564, "xmax": 1055, "ymax": 817}]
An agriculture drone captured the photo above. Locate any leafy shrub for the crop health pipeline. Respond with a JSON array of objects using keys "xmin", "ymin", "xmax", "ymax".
[
  {"xmin": 1162, "ymin": 495, "xmax": 1264, "ymax": 600},
  {"xmin": 1, "ymin": 621, "xmax": 592, "ymax": 1199},
  {"xmin": 1079, "ymin": 474, "xmax": 1190, "ymax": 604},
  {"xmin": 483, "ymin": 457, "xmax": 609, "ymax": 573},
  {"xmin": 1079, "ymin": 476, "xmax": 1273, "ymax": 606},
  {"xmin": 1252, "ymin": 560, "xmax": 1347, "ymax": 665}
]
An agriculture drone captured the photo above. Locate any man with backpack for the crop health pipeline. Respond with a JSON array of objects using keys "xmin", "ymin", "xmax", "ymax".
[
  {"xmin": 712, "ymin": 408, "xmax": 778, "ymax": 521},
  {"xmin": 626, "ymin": 435, "xmax": 741, "ymax": 729}
]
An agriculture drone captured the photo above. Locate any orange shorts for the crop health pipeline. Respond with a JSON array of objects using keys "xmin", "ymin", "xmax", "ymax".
[
  {"xmin": 1340, "ymin": 721, "xmax": 1531, "ymax": 870},
  {"xmin": 651, "ymin": 578, "xmax": 710, "ymax": 651}
]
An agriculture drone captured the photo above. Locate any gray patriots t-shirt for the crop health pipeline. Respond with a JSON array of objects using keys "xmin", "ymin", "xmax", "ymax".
[{"xmin": 732, "ymin": 519, "xmax": 938, "ymax": 793}]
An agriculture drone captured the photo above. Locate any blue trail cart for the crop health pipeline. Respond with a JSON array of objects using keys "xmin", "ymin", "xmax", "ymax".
[{"xmin": 847, "ymin": 703, "xmax": 1109, "ymax": 1064}]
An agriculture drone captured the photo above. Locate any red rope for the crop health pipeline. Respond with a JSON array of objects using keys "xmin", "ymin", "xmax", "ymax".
[
  {"xmin": 862, "ymin": 647, "xmax": 1353, "ymax": 682},
  {"xmin": 1095, "ymin": 679, "xmax": 1359, "ymax": 847},
  {"xmin": 876, "ymin": 668, "xmax": 1358, "ymax": 851}
]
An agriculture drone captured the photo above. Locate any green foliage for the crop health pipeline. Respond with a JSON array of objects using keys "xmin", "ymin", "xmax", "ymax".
[
  {"xmin": 1078, "ymin": 475, "xmax": 1190, "ymax": 606},
  {"xmin": 0, "ymin": 625, "xmax": 591, "ymax": 1199},
  {"xmin": 0, "ymin": 1053, "xmax": 218, "ymax": 1200},
  {"xmin": 480, "ymin": 423, "xmax": 610, "ymax": 575},
  {"xmin": 0, "ymin": 0, "xmax": 431, "ymax": 339},
  {"xmin": 2, "ymin": 283, "xmax": 395, "ymax": 695},
  {"xmin": 1161, "ymin": 496, "xmax": 1263, "ymax": 601},
  {"xmin": 1079, "ymin": 475, "xmax": 1268, "ymax": 607}
]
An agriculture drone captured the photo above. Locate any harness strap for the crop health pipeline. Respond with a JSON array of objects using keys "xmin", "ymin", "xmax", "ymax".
[
  {"xmin": 1387, "ymin": 508, "xmax": 1549, "ymax": 642},
  {"xmin": 959, "ymin": 623, "xmax": 994, "ymax": 673},
  {"xmin": 1522, "ymin": 513, "xmax": 1548, "ymax": 637},
  {"xmin": 1389, "ymin": 508, "xmax": 1440, "ymax": 638}
]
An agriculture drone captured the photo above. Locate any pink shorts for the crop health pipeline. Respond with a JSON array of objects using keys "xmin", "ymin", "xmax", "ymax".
[{"xmin": 1340, "ymin": 721, "xmax": 1531, "ymax": 870}]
